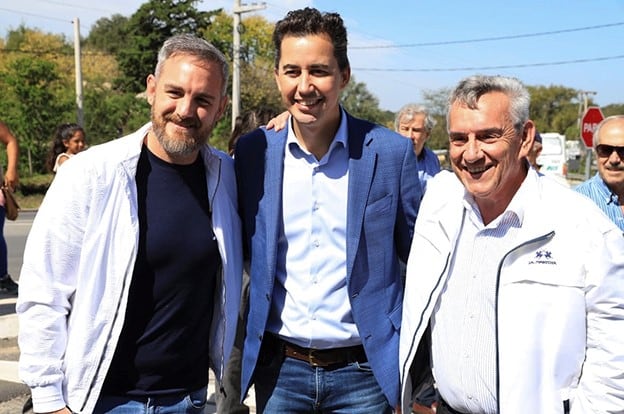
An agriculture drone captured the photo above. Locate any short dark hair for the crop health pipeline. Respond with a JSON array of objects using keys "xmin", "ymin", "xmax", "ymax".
[{"xmin": 272, "ymin": 7, "xmax": 350, "ymax": 72}]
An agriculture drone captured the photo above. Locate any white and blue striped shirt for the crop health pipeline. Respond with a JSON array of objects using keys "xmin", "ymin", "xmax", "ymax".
[
  {"xmin": 575, "ymin": 173, "xmax": 624, "ymax": 231},
  {"xmin": 431, "ymin": 183, "xmax": 527, "ymax": 414}
]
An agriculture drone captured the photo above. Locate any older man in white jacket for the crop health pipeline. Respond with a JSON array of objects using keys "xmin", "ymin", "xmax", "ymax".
[{"xmin": 399, "ymin": 75, "xmax": 624, "ymax": 414}]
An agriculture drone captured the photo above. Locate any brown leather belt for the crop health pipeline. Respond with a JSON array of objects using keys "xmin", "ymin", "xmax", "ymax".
[{"xmin": 269, "ymin": 334, "xmax": 367, "ymax": 368}]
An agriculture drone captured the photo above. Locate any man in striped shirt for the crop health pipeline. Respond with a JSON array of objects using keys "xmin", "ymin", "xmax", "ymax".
[{"xmin": 575, "ymin": 115, "xmax": 624, "ymax": 232}]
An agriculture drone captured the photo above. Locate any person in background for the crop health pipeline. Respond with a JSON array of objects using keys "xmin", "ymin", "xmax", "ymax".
[
  {"xmin": 0, "ymin": 120, "xmax": 19, "ymax": 294},
  {"xmin": 46, "ymin": 123, "xmax": 87, "ymax": 173},
  {"xmin": 399, "ymin": 75, "xmax": 624, "ymax": 413},
  {"xmin": 16, "ymin": 33, "xmax": 242, "ymax": 414},
  {"xmin": 235, "ymin": 7, "xmax": 421, "ymax": 413},
  {"xmin": 394, "ymin": 103, "xmax": 441, "ymax": 191},
  {"xmin": 575, "ymin": 115, "xmax": 624, "ymax": 231},
  {"xmin": 228, "ymin": 109, "xmax": 278, "ymax": 156},
  {"xmin": 217, "ymin": 108, "xmax": 278, "ymax": 414},
  {"xmin": 526, "ymin": 129, "xmax": 542, "ymax": 170}
]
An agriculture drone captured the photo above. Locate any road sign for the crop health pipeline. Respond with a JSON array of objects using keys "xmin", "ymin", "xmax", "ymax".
[{"xmin": 581, "ymin": 106, "xmax": 604, "ymax": 148}]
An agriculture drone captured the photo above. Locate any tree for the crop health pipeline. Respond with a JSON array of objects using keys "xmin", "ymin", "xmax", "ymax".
[
  {"xmin": 421, "ymin": 87, "xmax": 453, "ymax": 151},
  {"xmin": 115, "ymin": 0, "xmax": 221, "ymax": 93},
  {"xmin": 527, "ymin": 85, "xmax": 580, "ymax": 137},
  {"xmin": 341, "ymin": 76, "xmax": 388, "ymax": 125},
  {"xmin": 84, "ymin": 14, "xmax": 130, "ymax": 55},
  {"xmin": 0, "ymin": 57, "xmax": 72, "ymax": 175}
]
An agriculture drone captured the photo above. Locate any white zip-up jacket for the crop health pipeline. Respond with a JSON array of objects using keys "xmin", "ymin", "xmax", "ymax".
[
  {"xmin": 17, "ymin": 123, "xmax": 243, "ymax": 413},
  {"xmin": 400, "ymin": 169, "xmax": 624, "ymax": 414}
]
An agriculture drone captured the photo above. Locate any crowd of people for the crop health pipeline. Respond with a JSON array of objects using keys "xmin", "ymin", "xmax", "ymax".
[{"xmin": 2, "ymin": 5, "xmax": 622, "ymax": 414}]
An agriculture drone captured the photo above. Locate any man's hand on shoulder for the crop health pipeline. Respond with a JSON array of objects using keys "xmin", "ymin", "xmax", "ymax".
[{"xmin": 265, "ymin": 111, "xmax": 289, "ymax": 132}]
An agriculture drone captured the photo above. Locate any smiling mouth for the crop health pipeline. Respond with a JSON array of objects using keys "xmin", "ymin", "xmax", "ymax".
[
  {"xmin": 465, "ymin": 165, "xmax": 490, "ymax": 174},
  {"xmin": 295, "ymin": 97, "xmax": 322, "ymax": 107}
]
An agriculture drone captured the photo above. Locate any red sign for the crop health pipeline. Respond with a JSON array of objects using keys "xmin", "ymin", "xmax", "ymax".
[{"xmin": 581, "ymin": 106, "xmax": 604, "ymax": 148}]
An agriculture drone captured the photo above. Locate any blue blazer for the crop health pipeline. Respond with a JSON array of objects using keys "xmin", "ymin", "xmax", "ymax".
[{"xmin": 235, "ymin": 112, "xmax": 422, "ymax": 405}]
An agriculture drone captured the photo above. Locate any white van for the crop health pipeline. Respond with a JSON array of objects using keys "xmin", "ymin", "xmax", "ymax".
[{"xmin": 537, "ymin": 132, "xmax": 567, "ymax": 178}]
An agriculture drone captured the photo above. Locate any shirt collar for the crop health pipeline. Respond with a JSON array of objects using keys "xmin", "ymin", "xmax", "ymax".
[
  {"xmin": 461, "ymin": 170, "xmax": 530, "ymax": 228},
  {"xmin": 591, "ymin": 173, "xmax": 620, "ymax": 205}
]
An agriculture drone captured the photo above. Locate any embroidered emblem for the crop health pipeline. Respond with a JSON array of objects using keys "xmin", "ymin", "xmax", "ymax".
[{"xmin": 528, "ymin": 250, "xmax": 556, "ymax": 265}]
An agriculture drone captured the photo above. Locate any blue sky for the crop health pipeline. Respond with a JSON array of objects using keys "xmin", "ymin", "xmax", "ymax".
[{"xmin": 1, "ymin": 0, "xmax": 623, "ymax": 111}]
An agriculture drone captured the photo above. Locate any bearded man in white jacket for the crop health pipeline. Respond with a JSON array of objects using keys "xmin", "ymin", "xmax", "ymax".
[
  {"xmin": 17, "ymin": 34, "xmax": 242, "ymax": 414},
  {"xmin": 399, "ymin": 75, "xmax": 624, "ymax": 414}
]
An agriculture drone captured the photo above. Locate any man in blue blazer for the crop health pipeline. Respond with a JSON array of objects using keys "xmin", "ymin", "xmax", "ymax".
[{"xmin": 235, "ymin": 7, "xmax": 422, "ymax": 413}]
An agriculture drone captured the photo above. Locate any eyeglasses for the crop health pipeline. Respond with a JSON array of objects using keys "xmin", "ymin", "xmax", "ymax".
[{"xmin": 596, "ymin": 144, "xmax": 624, "ymax": 159}]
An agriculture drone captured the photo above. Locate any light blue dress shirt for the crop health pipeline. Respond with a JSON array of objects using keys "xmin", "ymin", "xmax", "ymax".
[
  {"xmin": 267, "ymin": 110, "xmax": 361, "ymax": 349},
  {"xmin": 417, "ymin": 146, "xmax": 441, "ymax": 192}
]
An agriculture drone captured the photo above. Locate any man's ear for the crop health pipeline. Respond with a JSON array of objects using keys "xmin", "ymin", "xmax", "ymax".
[
  {"xmin": 340, "ymin": 66, "xmax": 351, "ymax": 89},
  {"xmin": 217, "ymin": 95, "xmax": 229, "ymax": 121},
  {"xmin": 520, "ymin": 121, "xmax": 536, "ymax": 157},
  {"xmin": 145, "ymin": 74, "xmax": 156, "ymax": 106}
]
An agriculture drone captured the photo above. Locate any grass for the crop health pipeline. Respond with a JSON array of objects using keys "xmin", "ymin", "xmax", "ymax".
[
  {"xmin": 13, "ymin": 173, "xmax": 53, "ymax": 211},
  {"xmin": 15, "ymin": 193, "xmax": 45, "ymax": 210}
]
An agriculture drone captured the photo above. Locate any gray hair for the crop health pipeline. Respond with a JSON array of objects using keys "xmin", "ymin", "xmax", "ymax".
[
  {"xmin": 593, "ymin": 114, "xmax": 624, "ymax": 147},
  {"xmin": 154, "ymin": 34, "xmax": 229, "ymax": 97},
  {"xmin": 447, "ymin": 75, "xmax": 530, "ymax": 134},
  {"xmin": 394, "ymin": 103, "xmax": 437, "ymax": 132}
]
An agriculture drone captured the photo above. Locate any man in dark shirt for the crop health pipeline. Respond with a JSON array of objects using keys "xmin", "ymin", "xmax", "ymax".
[{"xmin": 17, "ymin": 34, "xmax": 242, "ymax": 414}]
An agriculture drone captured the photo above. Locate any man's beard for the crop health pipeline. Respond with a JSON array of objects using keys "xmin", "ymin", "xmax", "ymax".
[{"xmin": 151, "ymin": 110, "xmax": 210, "ymax": 157}]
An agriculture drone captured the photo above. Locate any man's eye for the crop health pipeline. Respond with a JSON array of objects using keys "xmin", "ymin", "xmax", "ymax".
[{"xmin": 479, "ymin": 134, "xmax": 501, "ymax": 143}]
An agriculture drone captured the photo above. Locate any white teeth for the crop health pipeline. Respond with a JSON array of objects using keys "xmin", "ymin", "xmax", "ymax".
[{"xmin": 298, "ymin": 100, "xmax": 318, "ymax": 106}]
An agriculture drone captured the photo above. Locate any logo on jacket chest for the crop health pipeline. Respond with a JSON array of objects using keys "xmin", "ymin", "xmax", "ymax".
[{"xmin": 528, "ymin": 249, "xmax": 556, "ymax": 265}]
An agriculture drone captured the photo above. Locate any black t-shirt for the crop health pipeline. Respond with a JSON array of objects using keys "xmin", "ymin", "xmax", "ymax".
[{"xmin": 102, "ymin": 145, "xmax": 220, "ymax": 397}]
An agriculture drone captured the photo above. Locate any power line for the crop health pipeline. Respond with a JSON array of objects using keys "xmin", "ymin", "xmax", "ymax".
[
  {"xmin": 353, "ymin": 54, "xmax": 624, "ymax": 72},
  {"xmin": 0, "ymin": 7, "xmax": 72, "ymax": 23},
  {"xmin": 18, "ymin": 0, "xmax": 115, "ymax": 13},
  {"xmin": 351, "ymin": 21, "xmax": 624, "ymax": 49}
]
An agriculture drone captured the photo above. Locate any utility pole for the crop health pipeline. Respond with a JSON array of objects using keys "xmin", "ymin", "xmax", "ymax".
[
  {"xmin": 577, "ymin": 90, "xmax": 597, "ymax": 180},
  {"xmin": 73, "ymin": 18, "xmax": 84, "ymax": 126},
  {"xmin": 232, "ymin": 0, "xmax": 266, "ymax": 130}
]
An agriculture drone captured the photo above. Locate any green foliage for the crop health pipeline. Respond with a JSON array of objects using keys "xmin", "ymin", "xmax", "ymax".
[
  {"xmin": 0, "ymin": 56, "xmax": 73, "ymax": 175},
  {"xmin": 18, "ymin": 173, "xmax": 53, "ymax": 196},
  {"xmin": 84, "ymin": 14, "xmax": 130, "ymax": 55},
  {"xmin": 83, "ymin": 88, "xmax": 151, "ymax": 144},
  {"xmin": 527, "ymin": 85, "xmax": 581, "ymax": 137},
  {"xmin": 115, "ymin": 0, "xmax": 221, "ymax": 93},
  {"xmin": 421, "ymin": 88, "xmax": 453, "ymax": 151},
  {"xmin": 603, "ymin": 103, "xmax": 624, "ymax": 117},
  {"xmin": 341, "ymin": 76, "xmax": 388, "ymax": 125}
]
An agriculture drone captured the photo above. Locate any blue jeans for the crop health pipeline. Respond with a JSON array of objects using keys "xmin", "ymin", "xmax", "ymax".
[
  {"xmin": 92, "ymin": 388, "xmax": 207, "ymax": 413},
  {"xmin": 254, "ymin": 349, "xmax": 392, "ymax": 414}
]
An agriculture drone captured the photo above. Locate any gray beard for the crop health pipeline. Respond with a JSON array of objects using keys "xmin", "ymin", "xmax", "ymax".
[{"xmin": 152, "ymin": 125, "xmax": 205, "ymax": 158}]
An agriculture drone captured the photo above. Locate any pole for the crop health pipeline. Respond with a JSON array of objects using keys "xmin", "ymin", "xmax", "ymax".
[
  {"xmin": 73, "ymin": 18, "xmax": 84, "ymax": 126},
  {"xmin": 232, "ymin": 0, "xmax": 266, "ymax": 130},
  {"xmin": 577, "ymin": 90, "xmax": 596, "ymax": 180},
  {"xmin": 232, "ymin": 0, "xmax": 241, "ymax": 129}
]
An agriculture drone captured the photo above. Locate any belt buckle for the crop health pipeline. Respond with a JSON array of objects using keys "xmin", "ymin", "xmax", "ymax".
[{"xmin": 307, "ymin": 348, "xmax": 322, "ymax": 366}]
